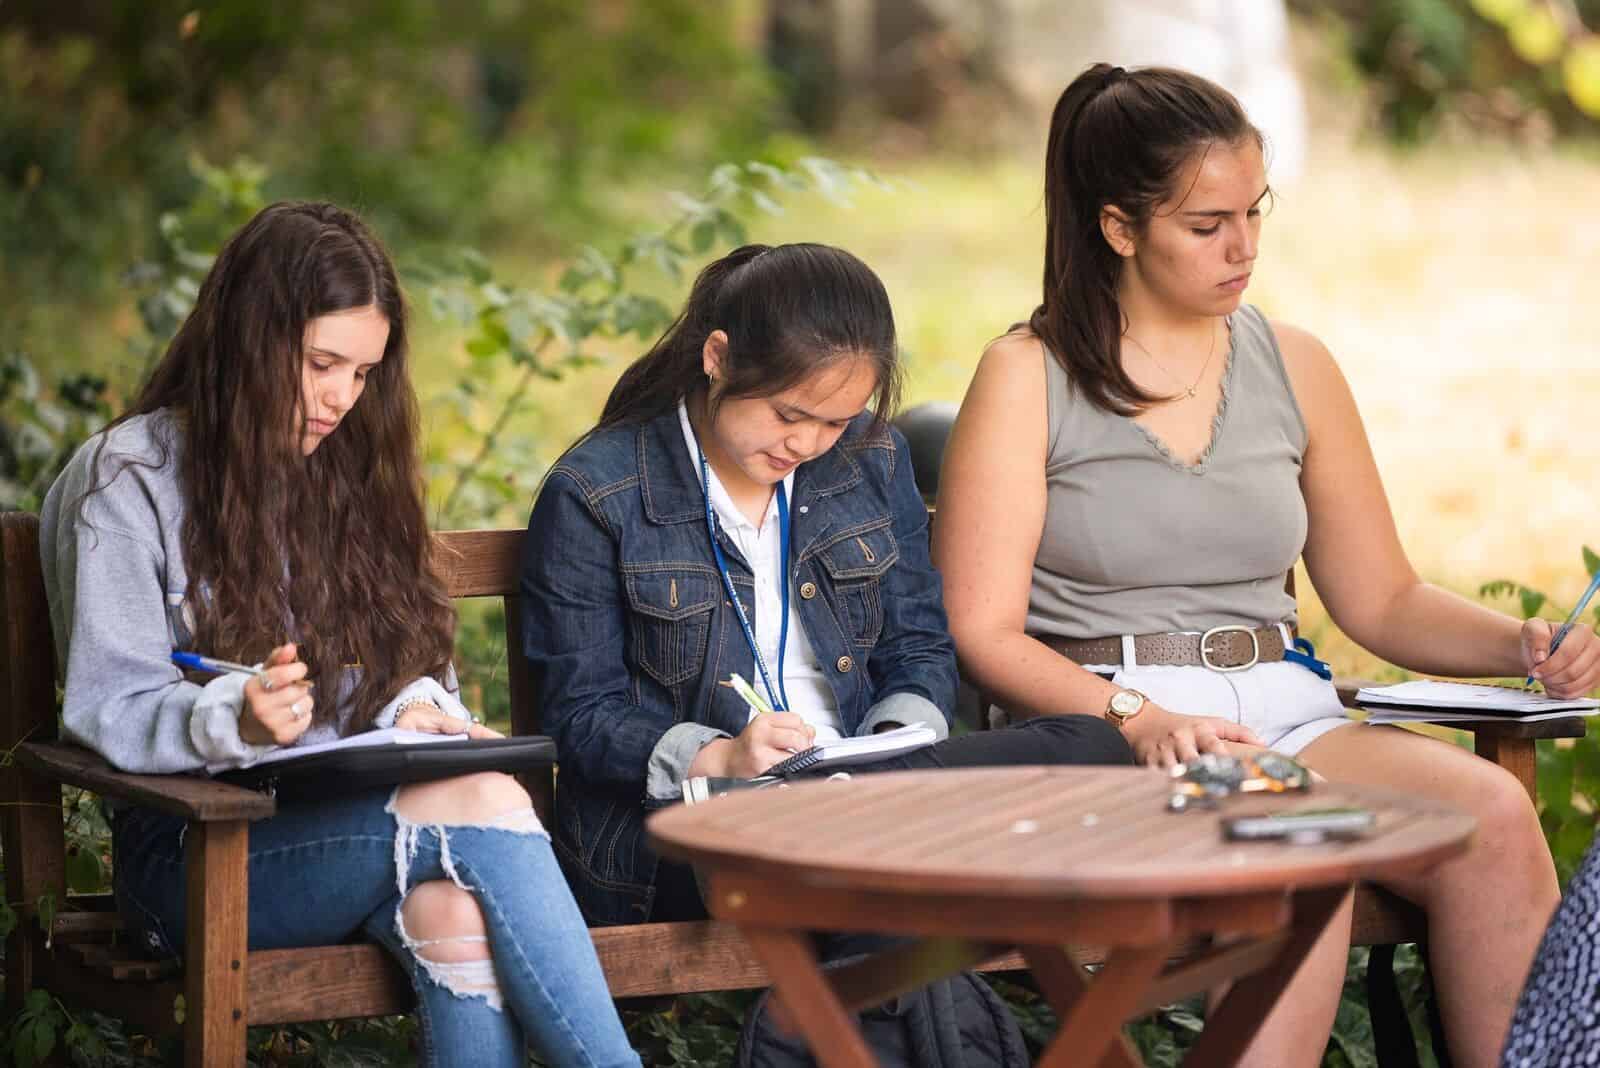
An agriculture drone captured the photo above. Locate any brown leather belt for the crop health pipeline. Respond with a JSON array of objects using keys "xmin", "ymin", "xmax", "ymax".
[{"xmin": 1035, "ymin": 624, "xmax": 1290, "ymax": 672}]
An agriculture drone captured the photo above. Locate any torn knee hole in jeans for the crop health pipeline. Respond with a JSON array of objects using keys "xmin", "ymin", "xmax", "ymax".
[
  {"xmin": 385, "ymin": 787, "xmax": 547, "ymax": 834},
  {"xmin": 384, "ymin": 789, "xmax": 547, "ymax": 896},
  {"xmin": 383, "ymin": 792, "xmax": 546, "ymax": 1012},
  {"xmin": 395, "ymin": 914, "xmax": 505, "ymax": 1010}
]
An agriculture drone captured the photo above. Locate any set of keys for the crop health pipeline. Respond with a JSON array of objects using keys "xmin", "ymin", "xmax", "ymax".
[{"xmin": 1166, "ymin": 752, "xmax": 1313, "ymax": 811}]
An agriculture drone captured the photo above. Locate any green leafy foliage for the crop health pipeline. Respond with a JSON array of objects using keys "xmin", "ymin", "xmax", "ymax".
[
  {"xmin": 0, "ymin": 353, "xmax": 110, "ymax": 512},
  {"xmin": 618, "ymin": 991, "xmax": 757, "ymax": 1067},
  {"xmin": 1482, "ymin": 545, "xmax": 1600, "ymax": 884},
  {"xmin": 5, "ymin": 991, "xmax": 65, "ymax": 1068},
  {"xmin": 0, "ymin": 2, "xmax": 777, "ymax": 359},
  {"xmin": 416, "ymin": 156, "xmax": 888, "ymax": 527},
  {"xmin": 1335, "ymin": 0, "xmax": 1600, "ymax": 141}
]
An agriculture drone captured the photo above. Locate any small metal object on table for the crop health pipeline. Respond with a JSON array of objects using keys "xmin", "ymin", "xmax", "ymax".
[{"xmin": 647, "ymin": 766, "xmax": 1474, "ymax": 1068}]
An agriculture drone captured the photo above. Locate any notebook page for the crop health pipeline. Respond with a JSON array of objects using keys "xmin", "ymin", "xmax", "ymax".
[
  {"xmin": 249, "ymin": 727, "xmax": 460, "ymax": 767},
  {"xmin": 1355, "ymin": 680, "xmax": 1599, "ymax": 713}
]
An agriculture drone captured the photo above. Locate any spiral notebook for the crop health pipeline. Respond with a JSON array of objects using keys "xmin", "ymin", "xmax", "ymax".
[{"xmin": 761, "ymin": 722, "xmax": 938, "ymax": 777}]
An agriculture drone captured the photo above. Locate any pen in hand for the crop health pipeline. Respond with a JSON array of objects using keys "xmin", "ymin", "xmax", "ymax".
[
  {"xmin": 172, "ymin": 650, "xmax": 314, "ymax": 689},
  {"xmin": 1526, "ymin": 569, "xmax": 1600, "ymax": 688},
  {"xmin": 720, "ymin": 672, "xmax": 774, "ymax": 716}
]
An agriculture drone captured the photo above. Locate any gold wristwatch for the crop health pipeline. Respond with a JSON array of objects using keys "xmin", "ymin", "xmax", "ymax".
[{"xmin": 1104, "ymin": 688, "xmax": 1147, "ymax": 729}]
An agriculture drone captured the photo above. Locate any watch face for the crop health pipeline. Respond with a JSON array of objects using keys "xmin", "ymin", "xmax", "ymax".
[{"xmin": 1109, "ymin": 690, "xmax": 1143, "ymax": 717}]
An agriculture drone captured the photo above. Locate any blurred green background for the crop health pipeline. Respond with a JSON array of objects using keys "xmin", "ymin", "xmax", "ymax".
[{"xmin": 4, "ymin": 1, "xmax": 1600, "ymax": 1064}]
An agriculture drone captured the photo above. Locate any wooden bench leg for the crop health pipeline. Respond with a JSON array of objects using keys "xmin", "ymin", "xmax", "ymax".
[
  {"xmin": 1, "ymin": 766, "xmax": 66, "ymax": 1021},
  {"xmin": 1475, "ymin": 734, "xmax": 1536, "ymax": 802},
  {"xmin": 184, "ymin": 820, "xmax": 249, "ymax": 1068}
]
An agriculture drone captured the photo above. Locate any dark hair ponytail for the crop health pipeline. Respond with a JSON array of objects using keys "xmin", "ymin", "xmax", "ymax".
[
  {"xmin": 1031, "ymin": 63, "xmax": 1264, "ymax": 415},
  {"xmin": 599, "ymin": 242, "xmax": 901, "ymax": 428}
]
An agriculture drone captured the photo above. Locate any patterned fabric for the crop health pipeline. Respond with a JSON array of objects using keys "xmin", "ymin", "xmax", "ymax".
[{"xmin": 1502, "ymin": 841, "xmax": 1600, "ymax": 1066}]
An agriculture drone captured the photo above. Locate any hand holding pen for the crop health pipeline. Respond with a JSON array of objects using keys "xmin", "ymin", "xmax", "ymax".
[
  {"xmin": 686, "ymin": 673, "xmax": 814, "ymax": 779},
  {"xmin": 1523, "ymin": 569, "xmax": 1600, "ymax": 697},
  {"xmin": 175, "ymin": 642, "xmax": 315, "ymax": 746}
]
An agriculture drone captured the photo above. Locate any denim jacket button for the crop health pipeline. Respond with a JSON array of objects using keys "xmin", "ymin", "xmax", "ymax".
[
  {"xmin": 836, "ymin": 655, "xmax": 853, "ymax": 673},
  {"xmin": 799, "ymin": 582, "xmax": 818, "ymax": 600}
]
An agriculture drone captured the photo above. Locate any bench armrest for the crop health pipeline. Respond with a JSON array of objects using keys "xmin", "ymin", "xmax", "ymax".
[
  {"xmin": 16, "ymin": 741, "xmax": 276, "ymax": 821},
  {"xmin": 1333, "ymin": 676, "xmax": 1586, "ymax": 741}
]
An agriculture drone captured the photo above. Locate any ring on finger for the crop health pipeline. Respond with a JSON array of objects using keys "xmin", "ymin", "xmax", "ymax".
[
  {"xmin": 258, "ymin": 672, "xmax": 274, "ymax": 692},
  {"xmin": 291, "ymin": 699, "xmax": 308, "ymax": 720}
]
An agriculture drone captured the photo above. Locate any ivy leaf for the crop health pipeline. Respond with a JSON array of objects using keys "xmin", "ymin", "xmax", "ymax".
[
  {"xmin": 464, "ymin": 336, "xmax": 500, "ymax": 359},
  {"xmin": 610, "ymin": 294, "xmax": 671, "ymax": 339},
  {"xmin": 715, "ymin": 210, "xmax": 747, "ymax": 246},
  {"xmin": 746, "ymin": 160, "xmax": 803, "ymax": 190},
  {"xmin": 30, "ymin": 1016, "xmax": 57, "ymax": 1062},
  {"xmin": 667, "ymin": 191, "xmax": 711, "ymax": 218},
  {"xmin": 690, "ymin": 220, "xmax": 716, "ymax": 253},
  {"xmin": 457, "ymin": 248, "xmax": 492, "ymax": 285},
  {"xmin": 1479, "ymin": 579, "xmax": 1516, "ymax": 600},
  {"xmin": 65, "ymin": 841, "xmax": 105, "ymax": 893},
  {"xmin": 1520, "ymin": 587, "xmax": 1547, "ymax": 620},
  {"xmin": 748, "ymin": 189, "xmax": 783, "ymax": 216},
  {"xmin": 1583, "ymin": 545, "xmax": 1599, "ymax": 577}
]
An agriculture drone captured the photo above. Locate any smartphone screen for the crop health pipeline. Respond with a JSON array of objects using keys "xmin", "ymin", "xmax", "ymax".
[{"xmin": 1222, "ymin": 807, "xmax": 1376, "ymax": 842}]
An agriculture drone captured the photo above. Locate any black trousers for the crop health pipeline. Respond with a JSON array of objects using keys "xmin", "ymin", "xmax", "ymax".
[{"xmin": 650, "ymin": 714, "xmax": 1134, "ymax": 921}]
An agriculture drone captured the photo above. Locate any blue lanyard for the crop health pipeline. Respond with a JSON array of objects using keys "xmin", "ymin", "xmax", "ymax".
[{"xmin": 698, "ymin": 447, "xmax": 790, "ymax": 712}]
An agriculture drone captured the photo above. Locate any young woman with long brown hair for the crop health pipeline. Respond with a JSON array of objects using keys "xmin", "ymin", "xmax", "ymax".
[
  {"xmin": 41, "ymin": 201, "xmax": 640, "ymax": 1068},
  {"xmin": 934, "ymin": 65, "xmax": 1600, "ymax": 1065}
]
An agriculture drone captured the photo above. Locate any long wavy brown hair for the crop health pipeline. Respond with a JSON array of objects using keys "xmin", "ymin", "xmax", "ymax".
[{"xmin": 97, "ymin": 201, "xmax": 454, "ymax": 732}]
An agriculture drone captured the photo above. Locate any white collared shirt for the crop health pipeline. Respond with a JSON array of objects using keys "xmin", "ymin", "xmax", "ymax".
[{"xmin": 678, "ymin": 401, "xmax": 844, "ymax": 741}]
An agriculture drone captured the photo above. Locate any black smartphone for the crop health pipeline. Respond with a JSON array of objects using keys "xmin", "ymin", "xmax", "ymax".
[{"xmin": 1221, "ymin": 807, "xmax": 1376, "ymax": 842}]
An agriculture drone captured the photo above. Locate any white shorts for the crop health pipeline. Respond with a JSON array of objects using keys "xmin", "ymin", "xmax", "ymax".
[{"xmin": 1099, "ymin": 658, "xmax": 1357, "ymax": 755}]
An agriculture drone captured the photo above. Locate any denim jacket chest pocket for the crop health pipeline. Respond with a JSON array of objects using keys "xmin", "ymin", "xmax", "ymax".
[
  {"xmin": 813, "ymin": 521, "xmax": 899, "ymax": 648},
  {"xmin": 622, "ymin": 565, "xmax": 720, "ymax": 686}
]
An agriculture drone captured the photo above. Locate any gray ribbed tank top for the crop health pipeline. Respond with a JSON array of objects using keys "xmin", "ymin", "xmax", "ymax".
[{"xmin": 1028, "ymin": 304, "xmax": 1309, "ymax": 639}]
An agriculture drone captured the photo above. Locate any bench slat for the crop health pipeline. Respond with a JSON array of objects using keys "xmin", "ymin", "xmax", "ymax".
[
  {"xmin": 17, "ymin": 741, "xmax": 275, "ymax": 822},
  {"xmin": 45, "ymin": 889, "xmax": 1426, "ymax": 1021}
]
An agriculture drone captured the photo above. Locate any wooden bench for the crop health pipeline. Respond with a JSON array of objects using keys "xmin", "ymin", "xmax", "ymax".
[{"xmin": 2, "ymin": 512, "xmax": 1581, "ymax": 1065}]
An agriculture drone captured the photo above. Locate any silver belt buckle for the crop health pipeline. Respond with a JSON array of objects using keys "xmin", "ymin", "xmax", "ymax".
[{"xmin": 1200, "ymin": 625, "xmax": 1259, "ymax": 672}]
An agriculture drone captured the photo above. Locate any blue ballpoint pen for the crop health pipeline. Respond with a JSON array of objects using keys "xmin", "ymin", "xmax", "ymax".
[
  {"xmin": 1526, "ymin": 569, "xmax": 1600, "ymax": 688},
  {"xmin": 171, "ymin": 651, "xmax": 260, "ymax": 676},
  {"xmin": 171, "ymin": 651, "xmax": 313, "ymax": 689}
]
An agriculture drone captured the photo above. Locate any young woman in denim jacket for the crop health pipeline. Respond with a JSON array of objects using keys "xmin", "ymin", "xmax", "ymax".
[
  {"xmin": 520, "ymin": 242, "xmax": 1133, "ymax": 927},
  {"xmin": 41, "ymin": 203, "xmax": 639, "ymax": 1068}
]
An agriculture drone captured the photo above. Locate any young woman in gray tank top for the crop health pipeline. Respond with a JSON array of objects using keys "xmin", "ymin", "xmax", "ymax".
[{"xmin": 934, "ymin": 64, "xmax": 1600, "ymax": 1068}]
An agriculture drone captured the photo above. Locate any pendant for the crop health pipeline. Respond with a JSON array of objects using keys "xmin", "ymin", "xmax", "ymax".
[{"xmin": 1185, "ymin": 386, "xmax": 1198, "ymax": 399}]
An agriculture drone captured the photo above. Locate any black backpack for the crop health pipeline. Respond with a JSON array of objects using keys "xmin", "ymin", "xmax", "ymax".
[{"xmin": 736, "ymin": 944, "xmax": 1029, "ymax": 1068}]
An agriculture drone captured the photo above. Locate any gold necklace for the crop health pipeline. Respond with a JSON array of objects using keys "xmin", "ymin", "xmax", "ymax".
[{"xmin": 1123, "ymin": 321, "xmax": 1217, "ymax": 400}]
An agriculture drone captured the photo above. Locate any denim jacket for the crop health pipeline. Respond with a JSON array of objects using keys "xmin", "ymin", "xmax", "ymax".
[{"xmin": 520, "ymin": 407, "xmax": 957, "ymax": 924}]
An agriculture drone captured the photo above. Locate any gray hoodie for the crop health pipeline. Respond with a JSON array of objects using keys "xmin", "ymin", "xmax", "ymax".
[{"xmin": 41, "ymin": 411, "xmax": 379, "ymax": 773}]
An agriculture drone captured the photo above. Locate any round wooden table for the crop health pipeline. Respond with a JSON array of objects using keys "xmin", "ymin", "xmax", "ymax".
[{"xmin": 647, "ymin": 766, "xmax": 1474, "ymax": 1068}]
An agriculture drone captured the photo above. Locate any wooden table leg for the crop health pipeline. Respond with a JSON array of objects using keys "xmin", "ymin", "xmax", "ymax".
[
  {"xmin": 741, "ymin": 928, "xmax": 879, "ymax": 1068},
  {"xmin": 184, "ymin": 819, "xmax": 249, "ymax": 1068},
  {"xmin": 1476, "ymin": 734, "xmax": 1536, "ymax": 802},
  {"xmin": 1025, "ymin": 943, "xmax": 1168, "ymax": 1068},
  {"xmin": 1182, "ymin": 887, "xmax": 1350, "ymax": 1068}
]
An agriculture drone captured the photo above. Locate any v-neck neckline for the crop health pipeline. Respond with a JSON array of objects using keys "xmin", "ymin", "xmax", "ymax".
[{"xmin": 1126, "ymin": 314, "xmax": 1238, "ymax": 475}]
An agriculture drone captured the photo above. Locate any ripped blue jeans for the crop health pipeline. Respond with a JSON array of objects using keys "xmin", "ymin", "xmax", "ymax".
[{"xmin": 111, "ymin": 785, "xmax": 640, "ymax": 1068}]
